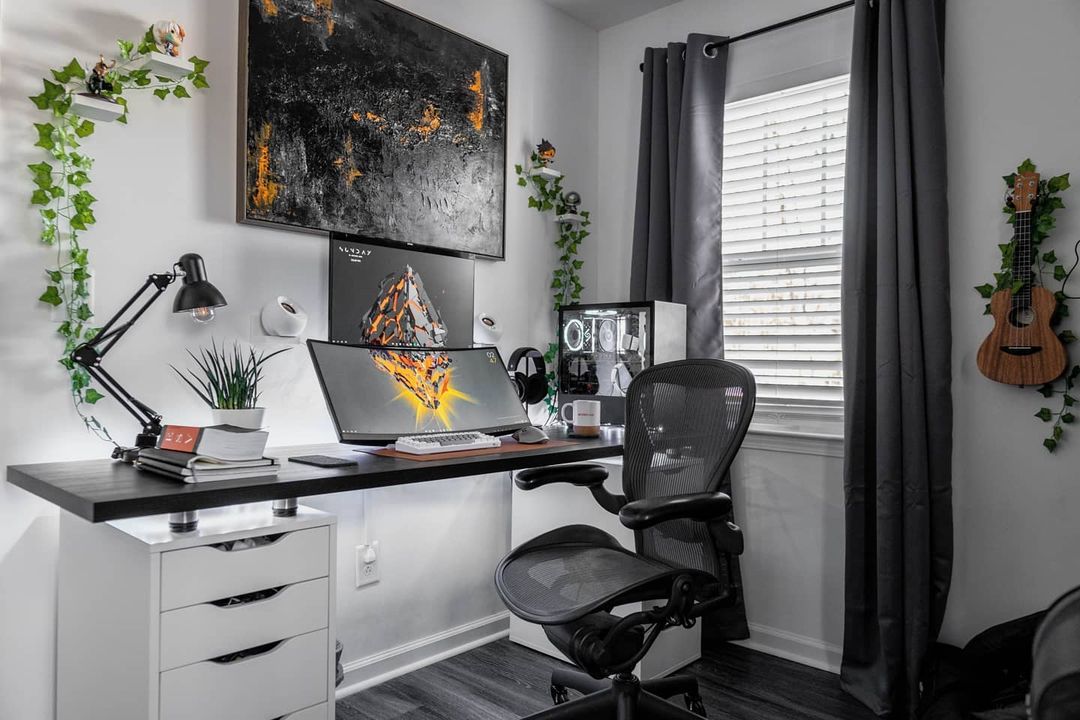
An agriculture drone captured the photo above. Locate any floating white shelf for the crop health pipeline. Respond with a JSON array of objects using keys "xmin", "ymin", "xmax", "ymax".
[
  {"xmin": 529, "ymin": 166, "xmax": 563, "ymax": 180},
  {"xmin": 141, "ymin": 52, "xmax": 194, "ymax": 81},
  {"xmin": 70, "ymin": 93, "xmax": 125, "ymax": 122},
  {"xmin": 554, "ymin": 213, "xmax": 586, "ymax": 224}
]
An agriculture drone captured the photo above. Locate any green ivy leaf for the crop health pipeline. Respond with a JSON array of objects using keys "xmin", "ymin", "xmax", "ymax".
[
  {"xmin": 1054, "ymin": 265, "xmax": 1067, "ymax": 281},
  {"xmin": 29, "ymin": 92, "xmax": 50, "ymax": 110},
  {"xmin": 39, "ymin": 286, "xmax": 62, "ymax": 306},
  {"xmin": 1063, "ymin": 413, "xmax": 1075, "ymax": 424},
  {"xmin": 1044, "ymin": 438, "xmax": 1058, "ymax": 453},
  {"xmin": 1019, "ymin": 158, "xmax": 1037, "ymax": 174},
  {"xmin": 153, "ymin": 88, "xmax": 170, "ymax": 100},
  {"xmin": 1053, "ymin": 425, "xmax": 1064, "ymax": 441},
  {"xmin": 84, "ymin": 388, "xmax": 106, "ymax": 404},
  {"xmin": 30, "ymin": 189, "xmax": 50, "ymax": 206},
  {"xmin": 117, "ymin": 39, "xmax": 135, "ymax": 59},
  {"xmin": 192, "ymin": 75, "xmax": 210, "ymax": 90},
  {"xmin": 33, "ymin": 122, "xmax": 56, "ymax": 150},
  {"xmin": 1036, "ymin": 407, "xmax": 1054, "ymax": 422},
  {"xmin": 75, "ymin": 304, "xmax": 93, "ymax": 321},
  {"xmin": 974, "ymin": 283, "xmax": 994, "ymax": 299},
  {"xmin": 173, "ymin": 85, "xmax": 191, "ymax": 99},
  {"xmin": 1043, "ymin": 250, "xmax": 1058, "ymax": 264},
  {"xmin": 74, "ymin": 119, "xmax": 95, "ymax": 138},
  {"xmin": 1048, "ymin": 173, "xmax": 1071, "ymax": 193},
  {"xmin": 1060, "ymin": 330, "xmax": 1077, "ymax": 345},
  {"xmin": 1066, "ymin": 395, "xmax": 1076, "ymax": 407},
  {"xmin": 68, "ymin": 170, "xmax": 91, "ymax": 187},
  {"xmin": 1038, "ymin": 383, "xmax": 1056, "ymax": 398},
  {"xmin": 190, "ymin": 56, "xmax": 211, "ymax": 74},
  {"xmin": 517, "ymin": 177, "xmax": 527, "ymax": 187}
]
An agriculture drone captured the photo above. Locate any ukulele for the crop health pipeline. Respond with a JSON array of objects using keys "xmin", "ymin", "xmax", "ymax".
[{"xmin": 977, "ymin": 171, "xmax": 1067, "ymax": 386}]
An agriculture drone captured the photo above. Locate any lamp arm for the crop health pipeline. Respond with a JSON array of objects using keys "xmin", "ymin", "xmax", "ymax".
[{"xmin": 70, "ymin": 271, "xmax": 177, "ymax": 453}]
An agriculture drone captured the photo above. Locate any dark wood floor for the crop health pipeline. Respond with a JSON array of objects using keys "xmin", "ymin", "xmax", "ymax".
[{"xmin": 336, "ymin": 639, "xmax": 875, "ymax": 720}]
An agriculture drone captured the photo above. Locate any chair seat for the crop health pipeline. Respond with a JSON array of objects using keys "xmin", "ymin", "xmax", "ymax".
[{"xmin": 495, "ymin": 524, "xmax": 716, "ymax": 626}]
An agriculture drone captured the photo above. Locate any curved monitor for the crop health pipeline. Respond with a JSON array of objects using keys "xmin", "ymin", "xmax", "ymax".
[{"xmin": 308, "ymin": 340, "xmax": 531, "ymax": 444}]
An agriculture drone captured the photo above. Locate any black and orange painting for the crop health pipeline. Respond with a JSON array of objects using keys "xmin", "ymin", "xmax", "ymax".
[{"xmin": 239, "ymin": 0, "xmax": 508, "ymax": 259}]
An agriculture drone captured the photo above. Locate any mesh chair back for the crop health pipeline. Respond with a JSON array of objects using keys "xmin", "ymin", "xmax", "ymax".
[{"xmin": 623, "ymin": 359, "xmax": 755, "ymax": 578}]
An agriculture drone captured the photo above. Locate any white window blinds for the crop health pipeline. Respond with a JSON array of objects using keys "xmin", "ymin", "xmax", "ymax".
[{"xmin": 721, "ymin": 74, "xmax": 849, "ymax": 419}]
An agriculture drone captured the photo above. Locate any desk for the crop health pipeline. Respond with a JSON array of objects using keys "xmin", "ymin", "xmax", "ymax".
[
  {"xmin": 7, "ymin": 426, "xmax": 623, "ymax": 720},
  {"xmin": 7, "ymin": 426, "xmax": 623, "ymax": 524}
]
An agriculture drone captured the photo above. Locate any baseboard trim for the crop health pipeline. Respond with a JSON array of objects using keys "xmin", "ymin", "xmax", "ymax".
[
  {"xmin": 335, "ymin": 611, "xmax": 511, "ymax": 700},
  {"xmin": 732, "ymin": 622, "xmax": 842, "ymax": 674}
]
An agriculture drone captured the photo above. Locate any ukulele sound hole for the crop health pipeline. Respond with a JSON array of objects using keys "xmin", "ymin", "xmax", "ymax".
[{"xmin": 1008, "ymin": 307, "xmax": 1036, "ymax": 328}]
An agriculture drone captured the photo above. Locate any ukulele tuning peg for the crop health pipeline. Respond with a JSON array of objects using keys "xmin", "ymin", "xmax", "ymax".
[{"xmin": 1004, "ymin": 189, "xmax": 1016, "ymax": 208}]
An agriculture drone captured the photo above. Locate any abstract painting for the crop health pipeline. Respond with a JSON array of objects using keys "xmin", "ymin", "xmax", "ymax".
[{"xmin": 238, "ymin": 0, "xmax": 508, "ymax": 259}]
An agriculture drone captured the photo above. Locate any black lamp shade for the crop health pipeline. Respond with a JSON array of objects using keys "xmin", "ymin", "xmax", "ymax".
[{"xmin": 173, "ymin": 253, "xmax": 227, "ymax": 313}]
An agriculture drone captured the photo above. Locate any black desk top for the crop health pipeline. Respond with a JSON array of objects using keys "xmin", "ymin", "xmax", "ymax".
[{"xmin": 6, "ymin": 426, "xmax": 624, "ymax": 523}]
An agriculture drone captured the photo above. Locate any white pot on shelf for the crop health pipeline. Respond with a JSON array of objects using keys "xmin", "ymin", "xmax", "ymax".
[{"xmin": 210, "ymin": 407, "xmax": 265, "ymax": 429}]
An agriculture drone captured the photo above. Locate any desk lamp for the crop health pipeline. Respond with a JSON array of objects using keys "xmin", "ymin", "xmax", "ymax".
[{"xmin": 71, "ymin": 253, "xmax": 227, "ymax": 462}]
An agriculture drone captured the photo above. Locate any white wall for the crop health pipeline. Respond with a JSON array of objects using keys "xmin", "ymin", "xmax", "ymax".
[
  {"xmin": 941, "ymin": 0, "xmax": 1080, "ymax": 647},
  {"xmin": 594, "ymin": 0, "xmax": 853, "ymax": 670},
  {"xmin": 0, "ymin": 1, "xmax": 597, "ymax": 716}
]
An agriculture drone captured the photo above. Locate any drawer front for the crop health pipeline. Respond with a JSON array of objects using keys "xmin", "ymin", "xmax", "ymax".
[
  {"xmin": 161, "ymin": 526, "xmax": 329, "ymax": 611},
  {"xmin": 160, "ymin": 577, "xmax": 329, "ymax": 671},
  {"xmin": 160, "ymin": 628, "xmax": 329, "ymax": 720},
  {"xmin": 281, "ymin": 703, "xmax": 329, "ymax": 720}
]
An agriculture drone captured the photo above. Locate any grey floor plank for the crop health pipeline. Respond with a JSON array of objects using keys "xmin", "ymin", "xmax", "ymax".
[{"xmin": 337, "ymin": 639, "xmax": 874, "ymax": 720}]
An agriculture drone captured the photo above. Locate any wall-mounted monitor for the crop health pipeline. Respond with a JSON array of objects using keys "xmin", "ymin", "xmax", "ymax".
[{"xmin": 329, "ymin": 234, "xmax": 475, "ymax": 347}]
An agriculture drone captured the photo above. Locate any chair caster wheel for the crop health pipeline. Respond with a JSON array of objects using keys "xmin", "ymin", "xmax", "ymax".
[
  {"xmin": 551, "ymin": 684, "xmax": 571, "ymax": 705},
  {"xmin": 685, "ymin": 693, "xmax": 707, "ymax": 717}
]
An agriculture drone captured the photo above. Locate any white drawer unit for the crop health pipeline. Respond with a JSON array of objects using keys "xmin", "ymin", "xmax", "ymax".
[{"xmin": 57, "ymin": 504, "xmax": 337, "ymax": 720}]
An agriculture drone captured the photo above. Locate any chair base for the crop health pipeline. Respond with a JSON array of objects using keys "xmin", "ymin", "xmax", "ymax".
[{"xmin": 525, "ymin": 670, "xmax": 706, "ymax": 719}]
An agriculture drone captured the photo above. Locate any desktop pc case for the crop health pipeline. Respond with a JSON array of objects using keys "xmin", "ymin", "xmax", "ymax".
[{"xmin": 557, "ymin": 301, "xmax": 686, "ymax": 425}]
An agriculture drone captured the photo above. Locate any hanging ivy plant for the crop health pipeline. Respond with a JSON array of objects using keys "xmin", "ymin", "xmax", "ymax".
[
  {"xmin": 28, "ymin": 28, "xmax": 209, "ymax": 441},
  {"xmin": 514, "ymin": 151, "xmax": 591, "ymax": 419},
  {"xmin": 974, "ymin": 159, "xmax": 1076, "ymax": 452}
]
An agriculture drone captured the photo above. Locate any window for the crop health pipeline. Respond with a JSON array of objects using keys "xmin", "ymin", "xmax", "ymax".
[{"xmin": 721, "ymin": 74, "xmax": 849, "ymax": 430}]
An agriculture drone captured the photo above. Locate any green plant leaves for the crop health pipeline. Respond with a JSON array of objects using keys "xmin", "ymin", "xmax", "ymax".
[
  {"xmin": 84, "ymin": 388, "xmax": 105, "ymax": 404},
  {"xmin": 39, "ymin": 286, "xmax": 62, "ymax": 306},
  {"xmin": 1019, "ymin": 158, "xmax": 1037, "ymax": 174},
  {"xmin": 173, "ymin": 85, "xmax": 191, "ymax": 99},
  {"xmin": 190, "ymin": 56, "xmax": 210, "ymax": 74},
  {"xmin": 34, "ymin": 123, "xmax": 56, "ymax": 150},
  {"xmin": 153, "ymin": 88, "xmax": 170, "ymax": 100}
]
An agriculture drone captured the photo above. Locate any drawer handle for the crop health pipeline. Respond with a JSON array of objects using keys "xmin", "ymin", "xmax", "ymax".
[
  {"xmin": 209, "ymin": 532, "xmax": 287, "ymax": 553},
  {"xmin": 209, "ymin": 639, "xmax": 284, "ymax": 665},
  {"xmin": 210, "ymin": 585, "xmax": 285, "ymax": 608}
]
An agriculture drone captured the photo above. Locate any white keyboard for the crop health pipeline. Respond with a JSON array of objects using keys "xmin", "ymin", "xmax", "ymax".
[{"xmin": 394, "ymin": 431, "xmax": 502, "ymax": 455}]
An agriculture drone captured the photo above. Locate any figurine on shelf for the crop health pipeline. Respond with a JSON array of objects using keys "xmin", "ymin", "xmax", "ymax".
[
  {"xmin": 562, "ymin": 190, "xmax": 581, "ymax": 215},
  {"xmin": 535, "ymin": 139, "xmax": 556, "ymax": 166},
  {"xmin": 153, "ymin": 20, "xmax": 187, "ymax": 57},
  {"xmin": 86, "ymin": 55, "xmax": 115, "ymax": 96}
]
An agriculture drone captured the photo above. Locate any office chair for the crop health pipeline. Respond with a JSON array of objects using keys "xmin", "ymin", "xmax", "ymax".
[
  {"xmin": 495, "ymin": 359, "xmax": 755, "ymax": 719},
  {"xmin": 1030, "ymin": 584, "xmax": 1080, "ymax": 719}
]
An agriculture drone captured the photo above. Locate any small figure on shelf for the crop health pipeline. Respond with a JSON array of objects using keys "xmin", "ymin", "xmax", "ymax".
[
  {"xmin": 535, "ymin": 139, "xmax": 556, "ymax": 166},
  {"xmin": 562, "ymin": 190, "xmax": 581, "ymax": 215},
  {"xmin": 86, "ymin": 55, "xmax": 115, "ymax": 96},
  {"xmin": 153, "ymin": 20, "xmax": 187, "ymax": 57}
]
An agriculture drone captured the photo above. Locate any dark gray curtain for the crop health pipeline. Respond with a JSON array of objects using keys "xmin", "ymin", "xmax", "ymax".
[
  {"xmin": 840, "ymin": 0, "xmax": 952, "ymax": 717},
  {"xmin": 630, "ymin": 34, "xmax": 748, "ymax": 643},
  {"xmin": 630, "ymin": 34, "xmax": 727, "ymax": 360}
]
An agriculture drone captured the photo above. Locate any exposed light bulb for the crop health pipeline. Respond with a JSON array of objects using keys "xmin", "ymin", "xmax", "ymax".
[{"xmin": 191, "ymin": 306, "xmax": 215, "ymax": 323}]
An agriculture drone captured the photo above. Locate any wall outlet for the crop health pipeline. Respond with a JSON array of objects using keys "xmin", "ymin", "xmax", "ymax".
[{"xmin": 355, "ymin": 541, "xmax": 380, "ymax": 588}]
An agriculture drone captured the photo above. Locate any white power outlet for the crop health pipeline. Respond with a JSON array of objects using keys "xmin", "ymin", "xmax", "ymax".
[{"xmin": 355, "ymin": 541, "xmax": 380, "ymax": 588}]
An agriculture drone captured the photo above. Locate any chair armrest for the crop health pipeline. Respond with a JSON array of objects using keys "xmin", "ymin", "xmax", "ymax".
[
  {"xmin": 619, "ymin": 492, "xmax": 733, "ymax": 530},
  {"xmin": 514, "ymin": 464, "xmax": 609, "ymax": 490},
  {"xmin": 515, "ymin": 464, "xmax": 627, "ymax": 515}
]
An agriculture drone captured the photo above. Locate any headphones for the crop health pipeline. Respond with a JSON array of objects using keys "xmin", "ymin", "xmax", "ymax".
[{"xmin": 507, "ymin": 347, "xmax": 548, "ymax": 405}]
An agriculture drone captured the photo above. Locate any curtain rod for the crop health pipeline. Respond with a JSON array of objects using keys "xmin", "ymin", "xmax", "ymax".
[{"xmin": 638, "ymin": 0, "xmax": 857, "ymax": 71}]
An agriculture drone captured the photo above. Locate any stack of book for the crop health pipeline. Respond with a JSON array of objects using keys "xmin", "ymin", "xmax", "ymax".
[{"xmin": 136, "ymin": 424, "xmax": 279, "ymax": 483}]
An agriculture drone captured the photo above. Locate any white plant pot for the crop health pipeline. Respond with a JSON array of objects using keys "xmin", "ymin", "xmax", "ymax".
[{"xmin": 210, "ymin": 408, "xmax": 265, "ymax": 430}]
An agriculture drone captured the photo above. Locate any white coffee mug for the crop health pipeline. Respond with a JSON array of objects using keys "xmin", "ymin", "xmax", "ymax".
[{"xmin": 561, "ymin": 399, "xmax": 601, "ymax": 437}]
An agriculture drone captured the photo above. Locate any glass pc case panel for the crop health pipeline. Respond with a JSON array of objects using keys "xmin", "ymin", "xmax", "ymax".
[{"xmin": 557, "ymin": 301, "xmax": 686, "ymax": 425}]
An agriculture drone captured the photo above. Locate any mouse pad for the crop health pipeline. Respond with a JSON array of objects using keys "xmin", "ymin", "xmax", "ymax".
[{"xmin": 361, "ymin": 438, "xmax": 579, "ymax": 462}]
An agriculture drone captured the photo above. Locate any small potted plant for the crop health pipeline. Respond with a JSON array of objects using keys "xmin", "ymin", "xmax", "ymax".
[{"xmin": 173, "ymin": 340, "xmax": 289, "ymax": 429}]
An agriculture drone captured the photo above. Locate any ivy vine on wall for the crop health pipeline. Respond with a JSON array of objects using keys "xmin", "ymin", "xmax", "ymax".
[
  {"xmin": 974, "ymin": 159, "xmax": 1076, "ymax": 452},
  {"xmin": 514, "ymin": 150, "xmax": 591, "ymax": 418},
  {"xmin": 28, "ymin": 28, "xmax": 209, "ymax": 440}
]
